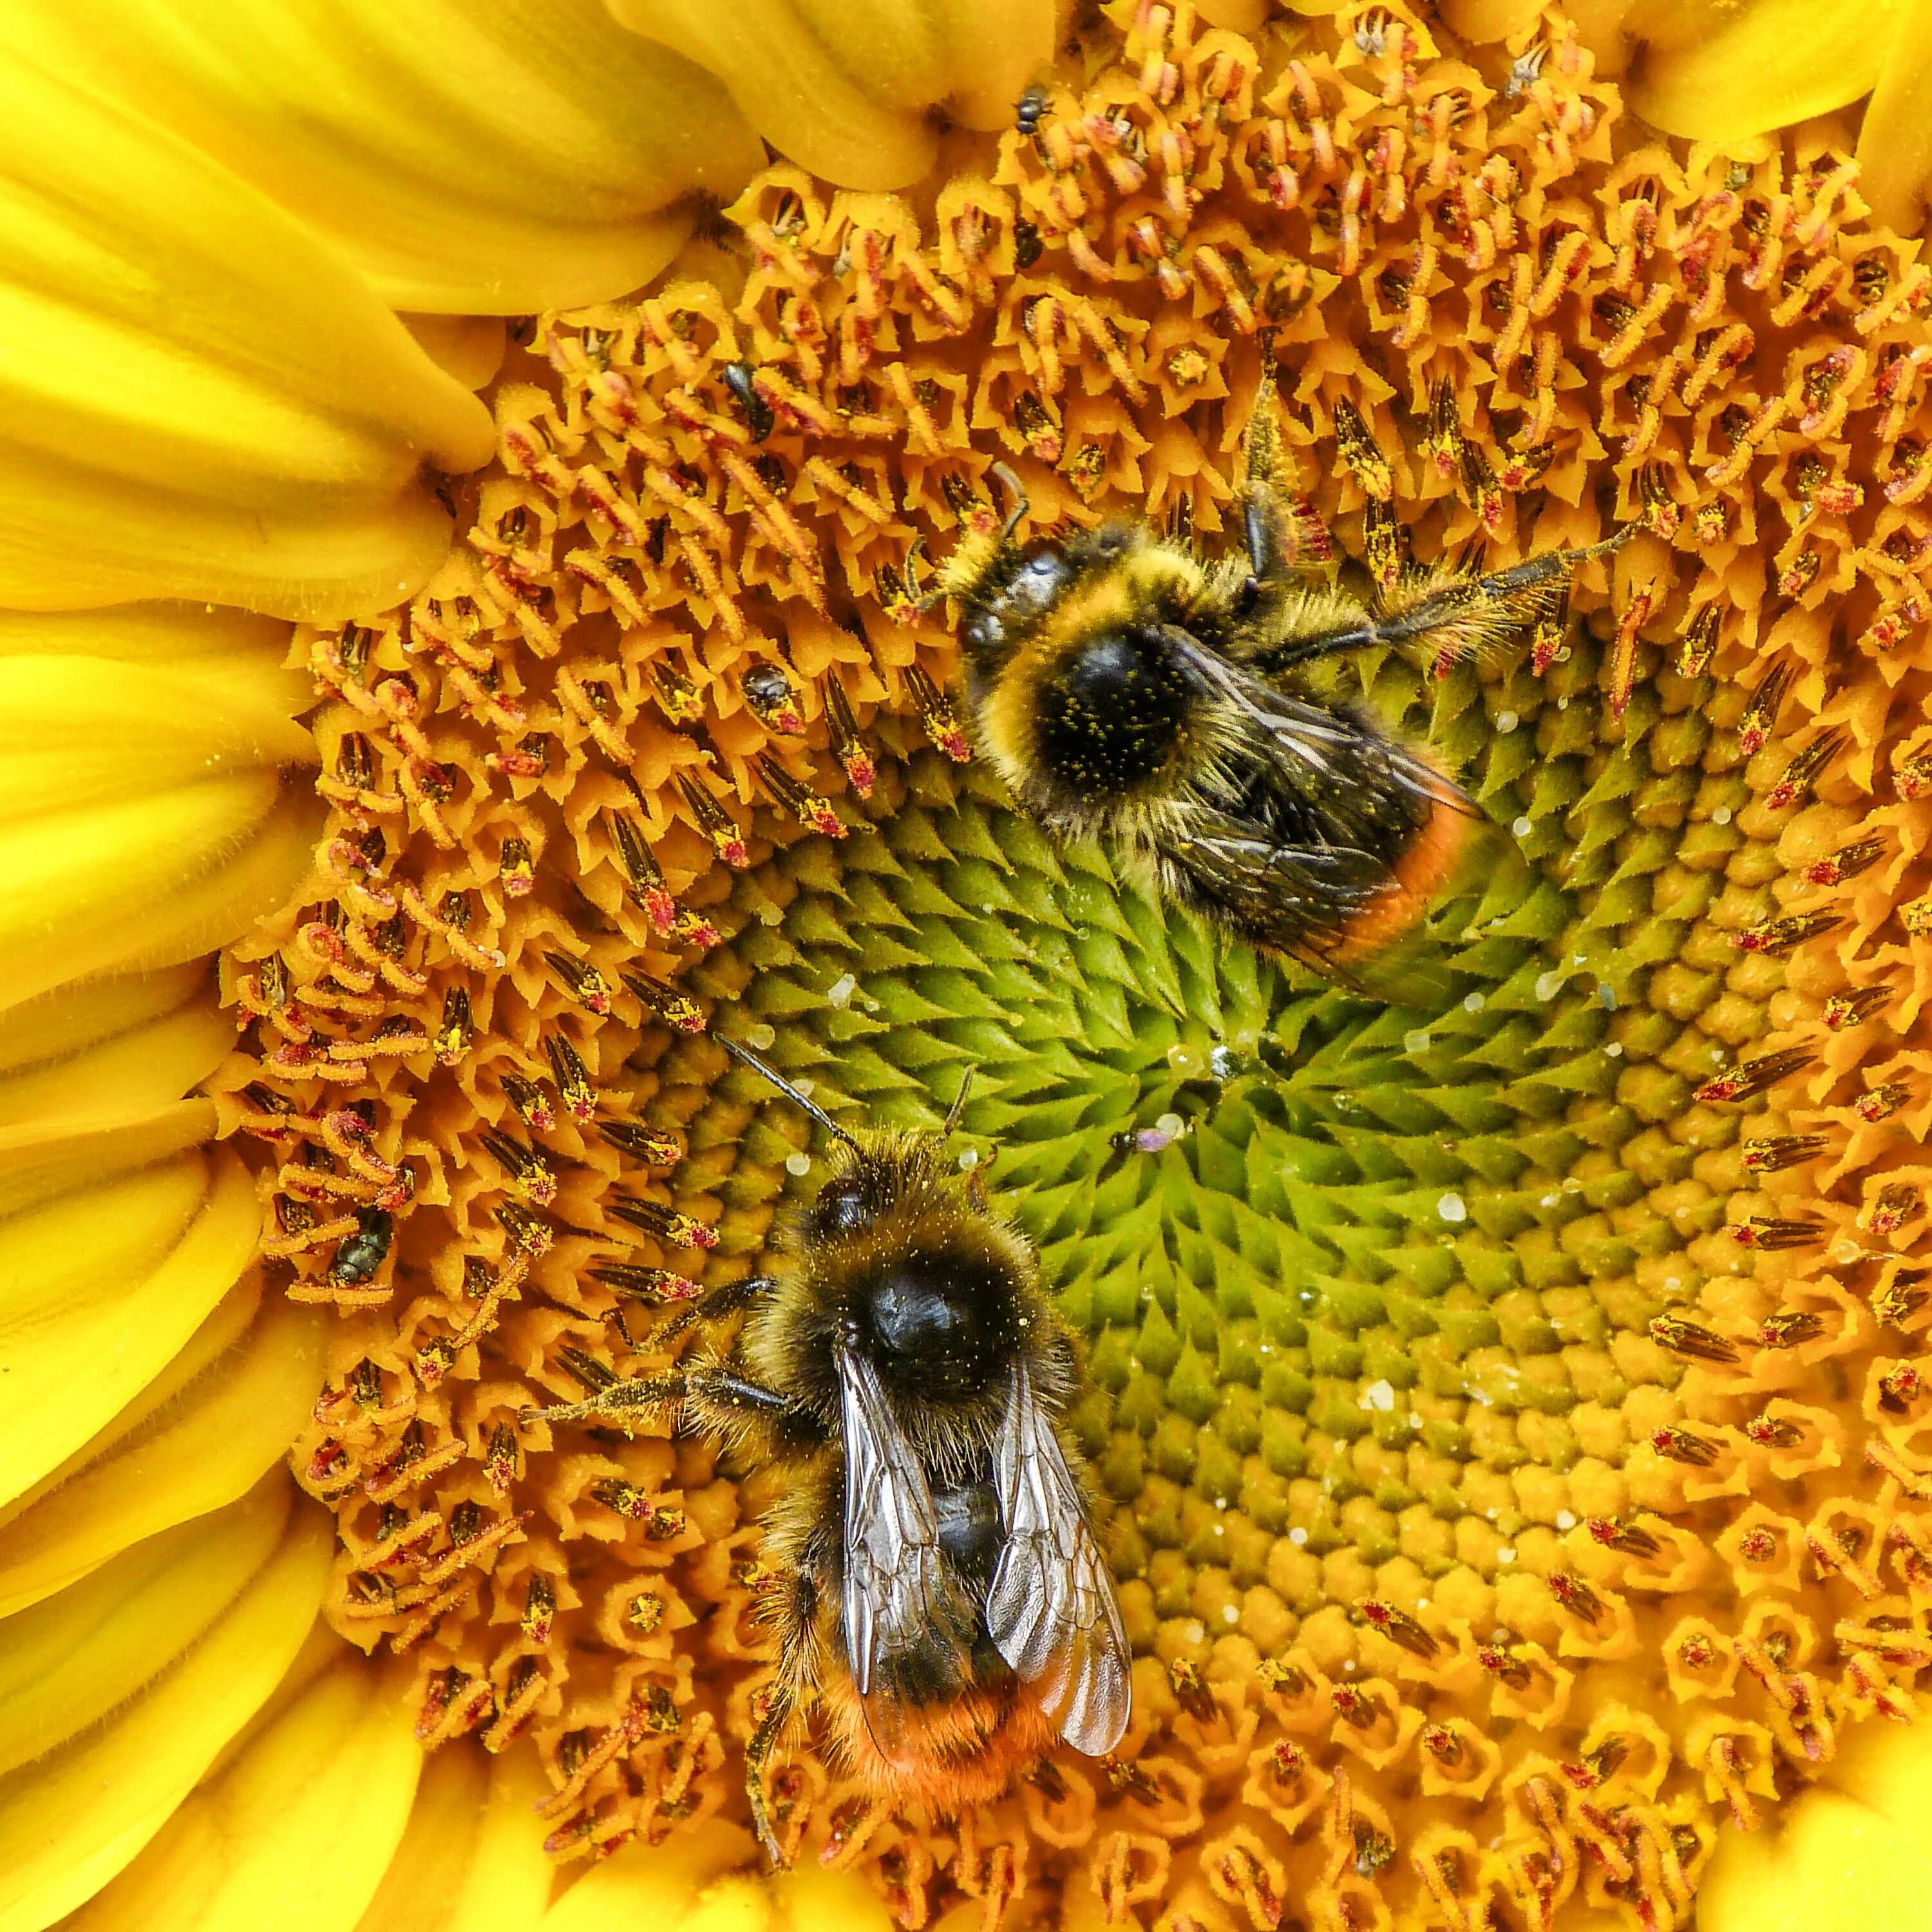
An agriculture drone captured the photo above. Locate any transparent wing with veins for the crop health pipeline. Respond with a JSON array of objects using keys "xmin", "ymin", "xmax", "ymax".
[
  {"xmin": 985, "ymin": 1357, "xmax": 1133, "ymax": 1754},
  {"xmin": 836, "ymin": 1340, "xmax": 973, "ymax": 1754}
]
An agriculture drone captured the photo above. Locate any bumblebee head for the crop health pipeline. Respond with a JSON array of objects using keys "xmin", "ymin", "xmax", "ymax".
[{"xmin": 719, "ymin": 1037, "xmax": 976, "ymax": 1245}]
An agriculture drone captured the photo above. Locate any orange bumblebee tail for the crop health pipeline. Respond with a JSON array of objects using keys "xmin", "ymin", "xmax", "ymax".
[{"xmin": 1327, "ymin": 786, "xmax": 1473, "ymax": 971}]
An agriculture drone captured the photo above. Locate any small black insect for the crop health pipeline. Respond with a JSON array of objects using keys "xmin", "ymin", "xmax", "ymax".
[
  {"xmin": 327, "ymin": 1206, "xmax": 393, "ymax": 1286},
  {"xmin": 1015, "ymin": 82, "xmax": 1051, "ymax": 138},
  {"xmin": 723, "ymin": 361, "xmax": 773, "ymax": 443}
]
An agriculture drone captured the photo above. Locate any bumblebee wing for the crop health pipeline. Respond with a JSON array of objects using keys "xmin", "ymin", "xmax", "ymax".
[
  {"xmin": 835, "ymin": 1341, "xmax": 971, "ymax": 1752},
  {"xmin": 986, "ymin": 1357, "xmax": 1132, "ymax": 1756},
  {"xmin": 1159, "ymin": 626, "xmax": 1473, "ymax": 967},
  {"xmin": 1167, "ymin": 624, "xmax": 1467, "ymax": 819}
]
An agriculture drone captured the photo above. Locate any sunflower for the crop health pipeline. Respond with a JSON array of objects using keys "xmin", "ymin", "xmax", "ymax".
[{"xmin": 6, "ymin": 3, "xmax": 1932, "ymax": 1929}]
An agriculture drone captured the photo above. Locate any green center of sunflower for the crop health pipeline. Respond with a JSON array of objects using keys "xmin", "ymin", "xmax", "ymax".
[{"xmin": 661, "ymin": 616, "xmax": 1775, "ymax": 1664}]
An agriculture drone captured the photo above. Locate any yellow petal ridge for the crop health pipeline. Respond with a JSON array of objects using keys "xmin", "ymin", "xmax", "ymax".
[
  {"xmin": 0, "ymin": 0, "xmax": 766, "ymax": 317},
  {"xmin": 401, "ymin": 316, "xmax": 510, "ymax": 393},
  {"xmin": 1855, "ymin": 5, "xmax": 1932, "ymax": 235},
  {"xmin": 0, "ymin": 1475, "xmax": 292, "ymax": 1780},
  {"xmin": 0, "ymin": 1102, "xmax": 216, "ymax": 1219},
  {"xmin": 0, "ymin": 658, "xmax": 315, "ymax": 820},
  {"xmin": 0, "ymin": 601, "xmax": 289, "ymax": 661},
  {"xmin": 0, "ymin": 1289, "xmax": 324, "ymax": 1617},
  {"xmin": 64, "ymin": 1653, "xmax": 423, "ymax": 1932},
  {"xmin": 353, "ymin": 1743, "xmax": 556, "ymax": 1932},
  {"xmin": 0, "ymin": 44, "xmax": 495, "ymax": 616},
  {"xmin": 0, "ymin": 768, "xmax": 321, "ymax": 1014},
  {"xmin": 605, "ymin": 0, "xmax": 942, "ymax": 189},
  {"xmin": 0, "ymin": 1503, "xmax": 331, "ymax": 1932},
  {"xmin": 0, "ymin": 965, "xmax": 226, "ymax": 1131},
  {"xmin": 1624, "ymin": 0, "xmax": 1891, "ymax": 145},
  {"xmin": 542, "ymin": 1821, "xmax": 762, "ymax": 1928},
  {"xmin": 0, "ymin": 1148, "xmax": 257, "ymax": 1505}
]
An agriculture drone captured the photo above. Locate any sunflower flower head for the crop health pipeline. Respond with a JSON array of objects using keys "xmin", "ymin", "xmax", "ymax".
[{"xmin": 136, "ymin": 0, "xmax": 1932, "ymax": 1924}]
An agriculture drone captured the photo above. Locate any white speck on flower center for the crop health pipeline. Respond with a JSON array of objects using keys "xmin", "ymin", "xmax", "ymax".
[
  {"xmin": 1463, "ymin": 991, "xmax": 1486, "ymax": 1014},
  {"xmin": 1289, "ymin": 1527, "xmax": 1308, "ymax": 1546},
  {"xmin": 785, "ymin": 1152, "xmax": 812, "ymax": 1177},
  {"xmin": 1438, "ymin": 1191, "xmax": 1468, "ymax": 1223},
  {"xmin": 1495, "ymin": 710, "xmax": 1519, "ymax": 732},
  {"xmin": 1404, "ymin": 1028, "xmax": 1431, "ymax": 1054},
  {"xmin": 1361, "ymin": 1379, "xmax": 1396, "ymax": 1412},
  {"xmin": 826, "ymin": 972, "xmax": 857, "ymax": 1008},
  {"xmin": 1512, "ymin": 816, "xmax": 1532, "ymax": 837},
  {"xmin": 1535, "ymin": 970, "xmax": 1563, "ymax": 1000}
]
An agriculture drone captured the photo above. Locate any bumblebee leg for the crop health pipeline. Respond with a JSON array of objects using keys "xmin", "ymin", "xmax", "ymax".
[
  {"xmin": 524, "ymin": 1359, "xmax": 797, "ymax": 1435},
  {"xmin": 687, "ymin": 1363, "xmax": 794, "ymax": 1413},
  {"xmin": 650, "ymin": 1272, "xmax": 780, "ymax": 1344},
  {"xmin": 1253, "ymin": 526, "xmax": 1634, "ymax": 674},
  {"xmin": 1238, "ymin": 372, "xmax": 1293, "ymax": 588},
  {"xmin": 518, "ymin": 1372, "xmax": 685, "ymax": 1434},
  {"xmin": 745, "ymin": 1684, "xmax": 797, "ymax": 1867}
]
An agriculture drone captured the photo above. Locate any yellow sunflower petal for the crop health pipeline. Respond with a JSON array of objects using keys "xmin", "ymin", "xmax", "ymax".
[
  {"xmin": 771, "ymin": 1869, "xmax": 896, "ymax": 1932},
  {"xmin": 0, "ymin": 1501, "xmax": 330, "ymax": 1932},
  {"xmin": 541, "ymin": 1822, "xmax": 761, "ymax": 1929},
  {"xmin": 1855, "ymin": 4, "xmax": 1932, "ymax": 235},
  {"xmin": 64, "ymin": 1653, "xmax": 422, "ymax": 1932},
  {"xmin": 1622, "ymin": 0, "xmax": 1887, "ymax": 145},
  {"xmin": 1699, "ymin": 1719, "xmax": 1932, "ymax": 1932},
  {"xmin": 605, "ymin": 0, "xmax": 1056, "ymax": 188},
  {"xmin": 1, "ymin": 0, "xmax": 765, "ymax": 317},
  {"xmin": 1, "ymin": 657, "xmax": 314, "ymax": 821},
  {"xmin": 0, "ymin": 651, "xmax": 320, "ymax": 1011},
  {"xmin": 0, "ymin": 1476, "xmax": 290, "ymax": 1780},
  {"xmin": 0, "ymin": 45, "xmax": 494, "ymax": 618},
  {"xmin": 0, "ymin": 965, "xmax": 226, "ymax": 1132},
  {"xmin": 401, "ymin": 316, "xmax": 509, "ymax": 393},
  {"xmin": 0, "ymin": 1143, "xmax": 260, "ymax": 1505},
  {"xmin": 353, "ymin": 1744, "xmax": 554, "ymax": 1932},
  {"xmin": 0, "ymin": 602, "xmax": 289, "ymax": 661},
  {"xmin": 0, "ymin": 1286, "xmax": 324, "ymax": 1617}
]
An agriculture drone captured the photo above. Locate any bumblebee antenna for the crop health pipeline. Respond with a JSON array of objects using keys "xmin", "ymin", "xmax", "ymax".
[
  {"xmin": 989, "ymin": 463, "xmax": 1030, "ymax": 544},
  {"xmin": 940, "ymin": 1065, "xmax": 974, "ymax": 1139},
  {"xmin": 717, "ymin": 1036, "xmax": 862, "ymax": 1153}
]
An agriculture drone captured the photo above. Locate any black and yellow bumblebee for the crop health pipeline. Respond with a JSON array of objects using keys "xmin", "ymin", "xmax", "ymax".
[
  {"xmin": 934, "ymin": 380, "xmax": 1625, "ymax": 980},
  {"xmin": 521, "ymin": 1040, "xmax": 1130, "ymax": 1862}
]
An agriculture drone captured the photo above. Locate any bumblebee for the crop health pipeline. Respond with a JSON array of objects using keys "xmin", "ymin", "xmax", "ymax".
[
  {"xmin": 522, "ymin": 1040, "xmax": 1130, "ymax": 1862},
  {"xmin": 935, "ymin": 381, "xmax": 1627, "ymax": 980}
]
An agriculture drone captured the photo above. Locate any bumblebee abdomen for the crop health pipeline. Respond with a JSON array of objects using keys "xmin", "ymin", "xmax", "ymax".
[{"xmin": 1033, "ymin": 625, "xmax": 1190, "ymax": 801}]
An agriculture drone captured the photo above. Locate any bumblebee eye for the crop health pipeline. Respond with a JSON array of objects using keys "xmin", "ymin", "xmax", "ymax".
[
  {"xmin": 1004, "ymin": 545, "xmax": 1072, "ymax": 616},
  {"xmin": 805, "ymin": 1172, "xmax": 875, "ymax": 1238}
]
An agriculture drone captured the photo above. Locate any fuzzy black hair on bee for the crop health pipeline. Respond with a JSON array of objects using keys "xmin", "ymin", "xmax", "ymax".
[
  {"xmin": 934, "ymin": 377, "xmax": 1629, "ymax": 981},
  {"xmin": 520, "ymin": 1038, "xmax": 1130, "ymax": 1864}
]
